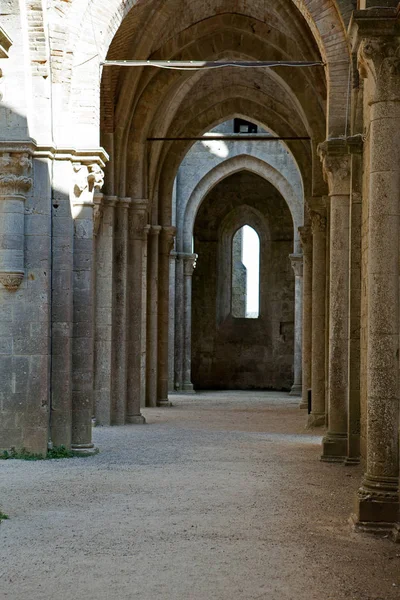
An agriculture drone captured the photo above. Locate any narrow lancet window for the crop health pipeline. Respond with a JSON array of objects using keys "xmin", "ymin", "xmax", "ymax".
[{"xmin": 231, "ymin": 225, "xmax": 260, "ymax": 318}]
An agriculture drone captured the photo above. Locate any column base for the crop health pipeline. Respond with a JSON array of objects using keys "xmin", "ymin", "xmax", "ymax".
[
  {"xmin": 299, "ymin": 400, "xmax": 308, "ymax": 410},
  {"xmin": 126, "ymin": 414, "xmax": 146, "ymax": 425},
  {"xmin": 321, "ymin": 433, "xmax": 347, "ymax": 462},
  {"xmin": 290, "ymin": 383, "xmax": 302, "ymax": 396},
  {"xmin": 350, "ymin": 476, "xmax": 399, "ymax": 535},
  {"xmin": 71, "ymin": 443, "xmax": 99, "ymax": 456},
  {"xmin": 344, "ymin": 456, "xmax": 360, "ymax": 466},
  {"xmin": 307, "ymin": 412, "xmax": 325, "ymax": 428},
  {"xmin": 181, "ymin": 382, "xmax": 196, "ymax": 394},
  {"xmin": 391, "ymin": 523, "xmax": 400, "ymax": 543},
  {"xmin": 157, "ymin": 399, "xmax": 173, "ymax": 407}
]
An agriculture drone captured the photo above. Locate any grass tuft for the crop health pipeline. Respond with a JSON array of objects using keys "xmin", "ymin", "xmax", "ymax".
[{"xmin": 0, "ymin": 445, "xmax": 94, "ymax": 460}]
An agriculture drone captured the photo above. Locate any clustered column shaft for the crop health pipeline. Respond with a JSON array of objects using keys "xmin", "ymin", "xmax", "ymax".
[
  {"xmin": 308, "ymin": 210, "xmax": 326, "ymax": 427},
  {"xmin": 157, "ymin": 226, "xmax": 176, "ymax": 406},
  {"xmin": 299, "ymin": 226, "xmax": 312, "ymax": 410},
  {"xmin": 319, "ymin": 140, "xmax": 351, "ymax": 461},
  {"xmin": 126, "ymin": 199, "xmax": 149, "ymax": 424},
  {"xmin": 289, "ymin": 253, "xmax": 303, "ymax": 397},
  {"xmin": 182, "ymin": 253, "xmax": 197, "ymax": 392}
]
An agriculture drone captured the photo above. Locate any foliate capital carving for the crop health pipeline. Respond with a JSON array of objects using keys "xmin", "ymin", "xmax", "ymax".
[
  {"xmin": 0, "ymin": 151, "xmax": 33, "ymax": 196},
  {"xmin": 289, "ymin": 254, "xmax": 303, "ymax": 278},
  {"xmin": 72, "ymin": 162, "xmax": 104, "ymax": 206},
  {"xmin": 358, "ymin": 37, "xmax": 400, "ymax": 102},
  {"xmin": 0, "ymin": 272, "xmax": 24, "ymax": 291},
  {"xmin": 160, "ymin": 226, "xmax": 177, "ymax": 256},
  {"xmin": 318, "ymin": 139, "xmax": 350, "ymax": 196},
  {"xmin": 298, "ymin": 226, "xmax": 312, "ymax": 254},
  {"xmin": 311, "ymin": 211, "xmax": 326, "ymax": 235}
]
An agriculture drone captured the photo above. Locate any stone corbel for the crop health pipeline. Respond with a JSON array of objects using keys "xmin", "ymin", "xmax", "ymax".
[
  {"xmin": 72, "ymin": 160, "xmax": 105, "ymax": 218},
  {"xmin": 182, "ymin": 253, "xmax": 198, "ymax": 277},
  {"xmin": 289, "ymin": 253, "xmax": 303, "ymax": 278},
  {"xmin": 130, "ymin": 199, "xmax": 149, "ymax": 240},
  {"xmin": 310, "ymin": 211, "xmax": 327, "ymax": 235},
  {"xmin": 160, "ymin": 226, "xmax": 177, "ymax": 256},
  {"xmin": 0, "ymin": 149, "xmax": 33, "ymax": 291},
  {"xmin": 298, "ymin": 226, "xmax": 312, "ymax": 255}
]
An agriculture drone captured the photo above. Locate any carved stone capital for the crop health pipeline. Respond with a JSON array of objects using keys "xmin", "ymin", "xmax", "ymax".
[
  {"xmin": 298, "ymin": 226, "xmax": 312, "ymax": 254},
  {"xmin": 149, "ymin": 225, "xmax": 162, "ymax": 236},
  {"xmin": 181, "ymin": 253, "xmax": 198, "ymax": 276},
  {"xmin": 0, "ymin": 272, "xmax": 24, "ymax": 291},
  {"xmin": 118, "ymin": 197, "xmax": 132, "ymax": 210},
  {"xmin": 289, "ymin": 253, "xmax": 303, "ymax": 278},
  {"xmin": 310, "ymin": 211, "xmax": 326, "ymax": 235},
  {"xmin": 72, "ymin": 162, "xmax": 104, "ymax": 207},
  {"xmin": 350, "ymin": 10, "xmax": 400, "ymax": 102},
  {"xmin": 160, "ymin": 226, "xmax": 177, "ymax": 256},
  {"xmin": 0, "ymin": 151, "xmax": 33, "ymax": 196},
  {"xmin": 129, "ymin": 199, "xmax": 149, "ymax": 240},
  {"xmin": 318, "ymin": 139, "xmax": 350, "ymax": 196}
]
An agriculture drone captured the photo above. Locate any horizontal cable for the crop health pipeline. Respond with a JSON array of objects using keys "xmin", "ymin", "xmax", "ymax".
[
  {"xmin": 147, "ymin": 136, "xmax": 311, "ymax": 142},
  {"xmin": 101, "ymin": 60, "xmax": 324, "ymax": 70}
]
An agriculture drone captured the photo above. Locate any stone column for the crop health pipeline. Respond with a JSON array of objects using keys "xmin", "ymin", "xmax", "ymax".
[
  {"xmin": 174, "ymin": 252, "xmax": 184, "ymax": 391},
  {"xmin": 126, "ymin": 199, "xmax": 149, "ymax": 424},
  {"xmin": 289, "ymin": 253, "xmax": 303, "ymax": 397},
  {"xmin": 319, "ymin": 140, "xmax": 351, "ymax": 462},
  {"xmin": 168, "ymin": 252, "xmax": 177, "ymax": 392},
  {"xmin": 308, "ymin": 210, "xmax": 327, "ymax": 427},
  {"xmin": 111, "ymin": 197, "xmax": 130, "ymax": 425},
  {"xmin": 146, "ymin": 226, "xmax": 161, "ymax": 407},
  {"xmin": 182, "ymin": 253, "xmax": 197, "ymax": 393},
  {"xmin": 157, "ymin": 226, "xmax": 176, "ymax": 406},
  {"xmin": 93, "ymin": 194, "xmax": 116, "ymax": 426},
  {"xmin": 51, "ymin": 157, "xmax": 74, "ymax": 448},
  {"xmin": 350, "ymin": 18, "xmax": 400, "ymax": 531},
  {"xmin": 71, "ymin": 161, "xmax": 104, "ymax": 454},
  {"xmin": 346, "ymin": 135, "xmax": 363, "ymax": 465},
  {"xmin": 298, "ymin": 226, "xmax": 312, "ymax": 410}
]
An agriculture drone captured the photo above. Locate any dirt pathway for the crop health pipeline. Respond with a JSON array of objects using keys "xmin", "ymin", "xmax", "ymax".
[{"xmin": 1, "ymin": 392, "xmax": 398, "ymax": 600}]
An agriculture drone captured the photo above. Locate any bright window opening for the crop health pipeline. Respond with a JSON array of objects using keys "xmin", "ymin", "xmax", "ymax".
[{"xmin": 231, "ymin": 225, "xmax": 260, "ymax": 319}]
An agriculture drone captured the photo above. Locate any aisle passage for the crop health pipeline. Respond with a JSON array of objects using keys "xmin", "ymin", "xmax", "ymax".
[{"xmin": 1, "ymin": 392, "xmax": 399, "ymax": 600}]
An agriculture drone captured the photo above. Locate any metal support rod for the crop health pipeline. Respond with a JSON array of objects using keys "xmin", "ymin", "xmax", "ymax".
[
  {"xmin": 147, "ymin": 136, "xmax": 311, "ymax": 142},
  {"xmin": 101, "ymin": 60, "xmax": 324, "ymax": 69}
]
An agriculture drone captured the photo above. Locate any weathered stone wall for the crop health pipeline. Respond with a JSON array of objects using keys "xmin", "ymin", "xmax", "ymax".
[{"xmin": 192, "ymin": 171, "xmax": 294, "ymax": 390}]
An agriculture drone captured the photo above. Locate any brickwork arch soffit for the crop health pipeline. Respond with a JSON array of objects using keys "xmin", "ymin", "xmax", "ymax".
[
  {"xmin": 182, "ymin": 155, "xmax": 302, "ymax": 254},
  {"xmin": 56, "ymin": 0, "xmax": 350, "ymax": 142}
]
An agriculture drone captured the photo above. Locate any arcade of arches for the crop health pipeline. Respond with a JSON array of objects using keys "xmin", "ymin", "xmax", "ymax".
[{"xmin": 2, "ymin": 0, "xmax": 400, "ymax": 547}]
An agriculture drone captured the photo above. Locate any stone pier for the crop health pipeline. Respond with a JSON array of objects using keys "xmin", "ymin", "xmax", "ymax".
[{"xmin": 351, "ymin": 12, "xmax": 400, "ymax": 532}]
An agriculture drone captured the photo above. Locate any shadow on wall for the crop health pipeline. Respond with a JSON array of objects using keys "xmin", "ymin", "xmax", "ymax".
[{"xmin": 0, "ymin": 103, "xmax": 79, "ymax": 454}]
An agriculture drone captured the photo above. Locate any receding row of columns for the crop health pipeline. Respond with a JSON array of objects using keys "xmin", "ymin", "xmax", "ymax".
[{"xmin": 298, "ymin": 8, "xmax": 400, "ymax": 535}]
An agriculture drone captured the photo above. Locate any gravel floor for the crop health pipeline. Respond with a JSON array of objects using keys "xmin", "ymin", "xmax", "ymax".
[{"xmin": 1, "ymin": 391, "xmax": 399, "ymax": 600}]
